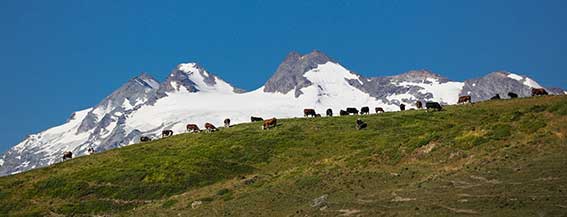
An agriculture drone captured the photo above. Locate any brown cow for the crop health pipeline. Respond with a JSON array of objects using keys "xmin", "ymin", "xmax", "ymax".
[
  {"xmin": 204, "ymin": 123, "xmax": 217, "ymax": 132},
  {"xmin": 304, "ymin": 109, "xmax": 316, "ymax": 117},
  {"xmin": 415, "ymin": 101, "xmax": 423, "ymax": 109},
  {"xmin": 375, "ymin": 107, "xmax": 385, "ymax": 113},
  {"xmin": 457, "ymin": 95, "xmax": 471, "ymax": 104},
  {"xmin": 62, "ymin": 151, "xmax": 73, "ymax": 160},
  {"xmin": 186, "ymin": 124, "xmax": 200, "ymax": 133},
  {"xmin": 162, "ymin": 130, "xmax": 174, "ymax": 138},
  {"xmin": 531, "ymin": 88, "xmax": 548, "ymax": 96},
  {"xmin": 262, "ymin": 118, "xmax": 277, "ymax": 130},
  {"xmin": 224, "ymin": 118, "xmax": 231, "ymax": 128}
]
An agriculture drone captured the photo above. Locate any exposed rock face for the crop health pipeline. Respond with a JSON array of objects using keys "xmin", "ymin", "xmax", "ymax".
[
  {"xmin": 77, "ymin": 73, "xmax": 159, "ymax": 133},
  {"xmin": 263, "ymin": 51, "xmax": 332, "ymax": 97}
]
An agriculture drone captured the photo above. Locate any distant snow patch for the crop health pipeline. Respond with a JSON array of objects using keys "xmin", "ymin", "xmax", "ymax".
[{"xmin": 507, "ymin": 73, "xmax": 523, "ymax": 81}]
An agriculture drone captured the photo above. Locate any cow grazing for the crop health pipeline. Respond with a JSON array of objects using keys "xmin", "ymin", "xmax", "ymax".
[
  {"xmin": 262, "ymin": 118, "xmax": 277, "ymax": 130},
  {"xmin": 62, "ymin": 151, "xmax": 73, "ymax": 160},
  {"xmin": 400, "ymin": 104, "xmax": 406, "ymax": 111},
  {"xmin": 491, "ymin": 94, "xmax": 501, "ymax": 100},
  {"xmin": 375, "ymin": 107, "xmax": 385, "ymax": 113},
  {"xmin": 204, "ymin": 123, "xmax": 217, "ymax": 132},
  {"xmin": 140, "ymin": 136, "xmax": 152, "ymax": 142},
  {"xmin": 224, "ymin": 118, "xmax": 231, "ymax": 128},
  {"xmin": 346, "ymin": 107, "xmax": 359, "ymax": 115},
  {"xmin": 426, "ymin": 102, "xmax": 443, "ymax": 111},
  {"xmin": 326, "ymin": 108, "xmax": 333, "ymax": 117},
  {"xmin": 162, "ymin": 130, "xmax": 174, "ymax": 138},
  {"xmin": 339, "ymin": 110, "xmax": 348, "ymax": 116},
  {"xmin": 186, "ymin": 124, "xmax": 200, "ymax": 133},
  {"xmin": 304, "ymin": 108, "xmax": 316, "ymax": 117},
  {"xmin": 315, "ymin": 114, "xmax": 321, "ymax": 117},
  {"xmin": 360, "ymin": 106, "xmax": 370, "ymax": 115},
  {"xmin": 508, "ymin": 92, "xmax": 518, "ymax": 99},
  {"xmin": 531, "ymin": 88, "xmax": 548, "ymax": 96},
  {"xmin": 355, "ymin": 119, "xmax": 367, "ymax": 130},
  {"xmin": 457, "ymin": 95, "xmax": 471, "ymax": 104},
  {"xmin": 415, "ymin": 101, "xmax": 423, "ymax": 109},
  {"xmin": 251, "ymin": 116, "xmax": 263, "ymax": 122}
]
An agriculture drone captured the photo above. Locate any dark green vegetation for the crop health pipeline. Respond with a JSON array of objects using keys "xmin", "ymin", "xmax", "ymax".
[{"xmin": 1, "ymin": 96, "xmax": 567, "ymax": 216}]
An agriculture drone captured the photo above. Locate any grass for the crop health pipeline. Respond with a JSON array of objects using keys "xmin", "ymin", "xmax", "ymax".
[{"xmin": 1, "ymin": 95, "xmax": 567, "ymax": 216}]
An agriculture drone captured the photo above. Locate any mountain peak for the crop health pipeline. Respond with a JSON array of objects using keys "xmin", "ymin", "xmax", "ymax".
[
  {"xmin": 263, "ymin": 50, "xmax": 334, "ymax": 96},
  {"xmin": 156, "ymin": 62, "xmax": 240, "ymax": 96}
]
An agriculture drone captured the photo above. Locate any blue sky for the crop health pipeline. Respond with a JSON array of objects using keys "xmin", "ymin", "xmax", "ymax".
[{"xmin": 0, "ymin": 0, "xmax": 566, "ymax": 152}]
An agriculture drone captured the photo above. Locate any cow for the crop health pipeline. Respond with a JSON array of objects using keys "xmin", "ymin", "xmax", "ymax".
[
  {"xmin": 186, "ymin": 124, "xmax": 200, "ymax": 133},
  {"xmin": 346, "ymin": 107, "xmax": 359, "ymax": 115},
  {"xmin": 162, "ymin": 130, "xmax": 174, "ymax": 138},
  {"xmin": 62, "ymin": 151, "xmax": 73, "ymax": 160},
  {"xmin": 426, "ymin": 102, "xmax": 443, "ymax": 111},
  {"xmin": 224, "ymin": 118, "xmax": 231, "ymax": 128},
  {"xmin": 491, "ymin": 94, "xmax": 501, "ymax": 100},
  {"xmin": 375, "ymin": 107, "xmax": 385, "ymax": 113},
  {"xmin": 262, "ymin": 118, "xmax": 277, "ymax": 130},
  {"xmin": 508, "ymin": 92, "xmax": 518, "ymax": 99},
  {"xmin": 400, "ymin": 104, "xmax": 406, "ymax": 111},
  {"xmin": 140, "ymin": 136, "xmax": 152, "ymax": 142},
  {"xmin": 304, "ymin": 108, "xmax": 316, "ymax": 117},
  {"xmin": 339, "ymin": 110, "xmax": 348, "ymax": 116},
  {"xmin": 531, "ymin": 88, "xmax": 548, "ymax": 96},
  {"xmin": 315, "ymin": 114, "xmax": 322, "ymax": 117},
  {"xmin": 457, "ymin": 95, "xmax": 471, "ymax": 104},
  {"xmin": 204, "ymin": 123, "xmax": 217, "ymax": 132},
  {"xmin": 360, "ymin": 106, "xmax": 370, "ymax": 115},
  {"xmin": 251, "ymin": 116, "xmax": 263, "ymax": 122},
  {"xmin": 355, "ymin": 119, "xmax": 367, "ymax": 130},
  {"xmin": 326, "ymin": 108, "xmax": 333, "ymax": 117},
  {"xmin": 87, "ymin": 147, "xmax": 96, "ymax": 155},
  {"xmin": 415, "ymin": 101, "xmax": 423, "ymax": 109}
]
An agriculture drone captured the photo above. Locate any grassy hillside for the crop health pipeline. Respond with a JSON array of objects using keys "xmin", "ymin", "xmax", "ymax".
[{"xmin": 1, "ymin": 96, "xmax": 567, "ymax": 216}]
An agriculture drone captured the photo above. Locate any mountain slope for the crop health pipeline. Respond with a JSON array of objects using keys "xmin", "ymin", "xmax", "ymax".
[
  {"xmin": 1, "ymin": 95, "xmax": 566, "ymax": 216},
  {"xmin": 0, "ymin": 50, "xmax": 564, "ymax": 176}
]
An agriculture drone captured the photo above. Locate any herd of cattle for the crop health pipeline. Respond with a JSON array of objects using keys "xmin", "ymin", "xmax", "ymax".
[{"xmin": 60, "ymin": 88, "xmax": 551, "ymax": 161}]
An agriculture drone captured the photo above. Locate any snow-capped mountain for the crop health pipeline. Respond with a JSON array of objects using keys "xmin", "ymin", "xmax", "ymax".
[{"xmin": 0, "ymin": 50, "xmax": 563, "ymax": 176}]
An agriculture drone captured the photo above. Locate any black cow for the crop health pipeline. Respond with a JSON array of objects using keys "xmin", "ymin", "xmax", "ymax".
[
  {"xmin": 162, "ymin": 130, "xmax": 174, "ymax": 138},
  {"xmin": 360, "ymin": 106, "xmax": 370, "ymax": 115},
  {"xmin": 426, "ymin": 102, "xmax": 443, "ymax": 111},
  {"xmin": 87, "ymin": 147, "xmax": 96, "ymax": 155},
  {"xmin": 491, "ymin": 94, "xmax": 501, "ymax": 100},
  {"xmin": 339, "ymin": 110, "xmax": 348, "ymax": 116},
  {"xmin": 508, "ymin": 92, "xmax": 518, "ymax": 99},
  {"xmin": 326, "ymin": 108, "xmax": 333, "ymax": 117},
  {"xmin": 140, "ymin": 136, "xmax": 152, "ymax": 142},
  {"xmin": 400, "ymin": 104, "xmax": 406, "ymax": 111},
  {"xmin": 251, "ymin": 116, "xmax": 263, "ymax": 122},
  {"xmin": 355, "ymin": 119, "xmax": 367, "ymax": 130},
  {"xmin": 224, "ymin": 118, "xmax": 231, "ymax": 127},
  {"xmin": 375, "ymin": 107, "xmax": 385, "ymax": 113},
  {"xmin": 346, "ymin": 107, "xmax": 359, "ymax": 115}
]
